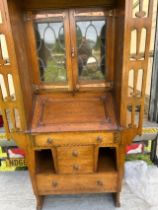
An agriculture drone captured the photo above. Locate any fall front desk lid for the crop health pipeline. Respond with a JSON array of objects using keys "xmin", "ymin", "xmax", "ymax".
[{"xmin": 31, "ymin": 93, "xmax": 117, "ymax": 133}]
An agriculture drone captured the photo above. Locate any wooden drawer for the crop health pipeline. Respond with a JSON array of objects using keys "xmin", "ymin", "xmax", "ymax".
[
  {"xmin": 36, "ymin": 172, "xmax": 118, "ymax": 195},
  {"xmin": 57, "ymin": 145, "xmax": 93, "ymax": 160},
  {"xmin": 32, "ymin": 132, "xmax": 117, "ymax": 148},
  {"xmin": 57, "ymin": 146, "xmax": 94, "ymax": 174}
]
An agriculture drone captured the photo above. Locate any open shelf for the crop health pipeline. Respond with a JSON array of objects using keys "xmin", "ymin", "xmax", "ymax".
[
  {"xmin": 35, "ymin": 149, "xmax": 55, "ymax": 174},
  {"xmin": 97, "ymin": 147, "xmax": 117, "ymax": 172}
]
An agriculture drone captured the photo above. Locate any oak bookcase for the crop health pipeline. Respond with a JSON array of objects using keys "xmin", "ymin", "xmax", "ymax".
[{"xmin": 0, "ymin": 0, "xmax": 154, "ymax": 209}]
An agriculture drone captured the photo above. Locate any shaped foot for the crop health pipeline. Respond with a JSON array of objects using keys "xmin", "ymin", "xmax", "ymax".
[
  {"xmin": 113, "ymin": 192, "xmax": 121, "ymax": 207},
  {"xmin": 36, "ymin": 195, "xmax": 44, "ymax": 210}
]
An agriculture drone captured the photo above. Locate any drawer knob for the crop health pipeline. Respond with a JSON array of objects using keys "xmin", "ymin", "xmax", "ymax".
[
  {"xmin": 97, "ymin": 180, "xmax": 103, "ymax": 186},
  {"xmin": 52, "ymin": 181, "xmax": 58, "ymax": 187},
  {"xmin": 72, "ymin": 150, "xmax": 78, "ymax": 157},
  {"xmin": 73, "ymin": 164, "xmax": 80, "ymax": 171},
  {"xmin": 96, "ymin": 136, "xmax": 103, "ymax": 143},
  {"xmin": 47, "ymin": 138, "xmax": 53, "ymax": 144}
]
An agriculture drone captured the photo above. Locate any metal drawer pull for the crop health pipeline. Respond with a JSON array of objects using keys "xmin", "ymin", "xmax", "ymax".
[
  {"xmin": 96, "ymin": 136, "xmax": 103, "ymax": 143},
  {"xmin": 97, "ymin": 180, "xmax": 103, "ymax": 186},
  {"xmin": 47, "ymin": 138, "xmax": 53, "ymax": 144},
  {"xmin": 52, "ymin": 181, "xmax": 58, "ymax": 187},
  {"xmin": 73, "ymin": 164, "xmax": 80, "ymax": 171},
  {"xmin": 72, "ymin": 150, "xmax": 78, "ymax": 157}
]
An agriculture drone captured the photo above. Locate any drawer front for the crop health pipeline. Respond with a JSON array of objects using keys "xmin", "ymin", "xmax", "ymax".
[
  {"xmin": 36, "ymin": 173, "xmax": 118, "ymax": 195},
  {"xmin": 57, "ymin": 146, "xmax": 93, "ymax": 160},
  {"xmin": 33, "ymin": 132, "xmax": 116, "ymax": 148},
  {"xmin": 57, "ymin": 146, "xmax": 94, "ymax": 174}
]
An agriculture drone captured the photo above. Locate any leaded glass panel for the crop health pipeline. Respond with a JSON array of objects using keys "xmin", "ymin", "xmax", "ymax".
[
  {"xmin": 34, "ymin": 20, "xmax": 67, "ymax": 83},
  {"xmin": 76, "ymin": 19, "xmax": 106, "ymax": 81}
]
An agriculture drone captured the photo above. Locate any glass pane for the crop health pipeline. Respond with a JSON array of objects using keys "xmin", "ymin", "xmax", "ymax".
[
  {"xmin": 76, "ymin": 19, "xmax": 106, "ymax": 81},
  {"xmin": 34, "ymin": 20, "xmax": 67, "ymax": 83}
]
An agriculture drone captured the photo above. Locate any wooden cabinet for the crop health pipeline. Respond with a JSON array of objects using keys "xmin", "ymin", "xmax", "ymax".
[{"xmin": 0, "ymin": 0, "xmax": 154, "ymax": 209}]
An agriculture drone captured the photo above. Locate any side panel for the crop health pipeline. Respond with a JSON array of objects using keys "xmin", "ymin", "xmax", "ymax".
[
  {"xmin": 0, "ymin": 0, "xmax": 27, "ymax": 139},
  {"xmin": 7, "ymin": 0, "xmax": 33, "ymax": 128},
  {"xmin": 120, "ymin": 0, "xmax": 154, "ymax": 134}
]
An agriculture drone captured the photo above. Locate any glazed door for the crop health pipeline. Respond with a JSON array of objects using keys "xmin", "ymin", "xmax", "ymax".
[
  {"xmin": 31, "ymin": 10, "xmax": 73, "ymax": 91},
  {"xmin": 29, "ymin": 8, "xmax": 113, "ymax": 92},
  {"xmin": 69, "ymin": 8, "xmax": 112, "ymax": 91}
]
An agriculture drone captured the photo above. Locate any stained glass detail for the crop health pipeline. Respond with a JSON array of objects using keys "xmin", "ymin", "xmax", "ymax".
[
  {"xmin": 34, "ymin": 21, "xmax": 67, "ymax": 83},
  {"xmin": 76, "ymin": 20, "xmax": 106, "ymax": 81}
]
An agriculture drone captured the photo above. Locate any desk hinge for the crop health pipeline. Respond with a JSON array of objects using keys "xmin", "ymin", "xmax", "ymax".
[
  {"xmin": 33, "ymin": 85, "xmax": 40, "ymax": 93},
  {"xmin": 108, "ymin": 10, "xmax": 114, "ymax": 17},
  {"xmin": 23, "ymin": 13, "xmax": 32, "ymax": 22},
  {"xmin": 107, "ymin": 81, "xmax": 114, "ymax": 89}
]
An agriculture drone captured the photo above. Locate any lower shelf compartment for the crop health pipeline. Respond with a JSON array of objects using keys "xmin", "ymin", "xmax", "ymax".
[
  {"xmin": 97, "ymin": 147, "xmax": 117, "ymax": 172},
  {"xmin": 35, "ymin": 149, "xmax": 55, "ymax": 174},
  {"xmin": 36, "ymin": 172, "xmax": 118, "ymax": 195}
]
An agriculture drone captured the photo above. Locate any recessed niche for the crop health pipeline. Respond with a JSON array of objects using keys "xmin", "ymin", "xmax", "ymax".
[
  {"xmin": 97, "ymin": 147, "xmax": 117, "ymax": 172},
  {"xmin": 35, "ymin": 149, "xmax": 55, "ymax": 174}
]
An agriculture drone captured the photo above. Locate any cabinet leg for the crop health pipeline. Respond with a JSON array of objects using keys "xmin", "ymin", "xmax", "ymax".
[
  {"xmin": 36, "ymin": 195, "xmax": 44, "ymax": 210},
  {"xmin": 113, "ymin": 192, "xmax": 121, "ymax": 207}
]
